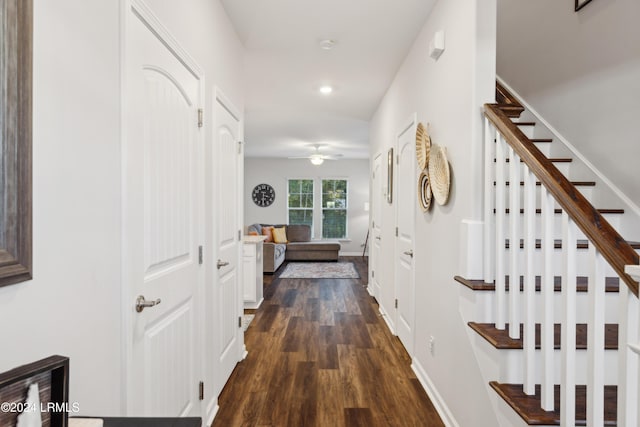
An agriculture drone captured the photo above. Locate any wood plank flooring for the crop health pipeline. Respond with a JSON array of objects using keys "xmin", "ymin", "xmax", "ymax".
[{"xmin": 212, "ymin": 257, "xmax": 444, "ymax": 427}]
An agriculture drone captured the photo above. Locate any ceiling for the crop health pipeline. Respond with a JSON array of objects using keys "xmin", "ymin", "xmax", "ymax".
[{"xmin": 220, "ymin": 0, "xmax": 436, "ymax": 160}]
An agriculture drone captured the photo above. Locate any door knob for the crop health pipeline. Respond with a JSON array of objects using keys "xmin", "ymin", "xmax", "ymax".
[
  {"xmin": 136, "ymin": 295, "xmax": 161, "ymax": 313},
  {"xmin": 403, "ymin": 250, "xmax": 414, "ymax": 258},
  {"xmin": 217, "ymin": 259, "xmax": 230, "ymax": 269}
]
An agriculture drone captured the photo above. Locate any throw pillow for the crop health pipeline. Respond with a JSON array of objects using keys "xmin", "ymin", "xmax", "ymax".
[
  {"xmin": 248, "ymin": 231, "xmax": 259, "ymax": 236},
  {"xmin": 262, "ymin": 226, "xmax": 274, "ymax": 242},
  {"xmin": 272, "ymin": 227, "xmax": 288, "ymax": 244}
]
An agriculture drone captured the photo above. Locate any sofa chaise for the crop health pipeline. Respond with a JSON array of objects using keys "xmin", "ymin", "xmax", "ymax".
[{"xmin": 247, "ymin": 224, "xmax": 340, "ymax": 273}]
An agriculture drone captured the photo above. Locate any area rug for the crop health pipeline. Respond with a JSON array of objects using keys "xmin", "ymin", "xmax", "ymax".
[
  {"xmin": 279, "ymin": 262, "xmax": 360, "ymax": 279},
  {"xmin": 242, "ymin": 314, "xmax": 255, "ymax": 332}
]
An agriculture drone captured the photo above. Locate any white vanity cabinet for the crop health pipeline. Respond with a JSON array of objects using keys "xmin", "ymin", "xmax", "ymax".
[{"xmin": 243, "ymin": 235, "xmax": 266, "ymax": 309}]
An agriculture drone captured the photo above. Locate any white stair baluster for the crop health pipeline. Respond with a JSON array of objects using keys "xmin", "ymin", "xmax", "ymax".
[
  {"xmin": 495, "ymin": 134, "xmax": 507, "ymax": 330},
  {"xmin": 523, "ymin": 167, "xmax": 536, "ymax": 395},
  {"xmin": 618, "ymin": 266, "xmax": 639, "ymax": 427},
  {"xmin": 508, "ymin": 146, "xmax": 521, "ymax": 339},
  {"xmin": 484, "ymin": 118, "xmax": 496, "ymax": 285},
  {"xmin": 561, "ymin": 213, "xmax": 576, "ymax": 426},
  {"xmin": 587, "ymin": 247, "xmax": 606, "ymax": 427},
  {"xmin": 541, "ymin": 186, "xmax": 555, "ymax": 411}
]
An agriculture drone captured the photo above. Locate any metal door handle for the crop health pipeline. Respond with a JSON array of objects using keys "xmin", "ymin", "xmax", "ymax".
[
  {"xmin": 217, "ymin": 259, "xmax": 229, "ymax": 269},
  {"xmin": 136, "ymin": 295, "xmax": 161, "ymax": 313},
  {"xmin": 403, "ymin": 250, "xmax": 414, "ymax": 258}
]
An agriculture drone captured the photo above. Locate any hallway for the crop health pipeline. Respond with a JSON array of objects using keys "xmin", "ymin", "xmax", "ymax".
[{"xmin": 212, "ymin": 257, "xmax": 445, "ymax": 427}]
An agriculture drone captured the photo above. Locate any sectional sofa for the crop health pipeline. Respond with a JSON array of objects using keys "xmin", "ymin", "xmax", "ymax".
[{"xmin": 247, "ymin": 224, "xmax": 340, "ymax": 273}]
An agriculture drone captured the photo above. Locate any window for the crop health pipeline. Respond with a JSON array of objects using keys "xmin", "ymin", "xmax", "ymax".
[
  {"xmin": 288, "ymin": 179, "xmax": 314, "ymax": 229},
  {"xmin": 322, "ymin": 179, "xmax": 347, "ymax": 239}
]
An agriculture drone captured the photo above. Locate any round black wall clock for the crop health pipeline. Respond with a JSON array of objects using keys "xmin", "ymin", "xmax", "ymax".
[{"xmin": 252, "ymin": 183, "xmax": 275, "ymax": 207}]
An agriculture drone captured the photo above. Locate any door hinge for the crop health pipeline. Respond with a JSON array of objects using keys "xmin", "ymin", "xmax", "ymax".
[
  {"xmin": 238, "ymin": 229, "xmax": 242, "ymax": 241},
  {"xmin": 372, "ymin": 220, "xmax": 375, "ymax": 228},
  {"xmin": 238, "ymin": 140, "xmax": 243, "ymax": 154},
  {"xmin": 396, "ymin": 154, "xmax": 399, "ymax": 165},
  {"xmin": 199, "ymin": 381, "xmax": 204, "ymax": 400},
  {"xmin": 395, "ymin": 227, "xmax": 398, "ymax": 237},
  {"xmin": 395, "ymin": 299, "xmax": 398, "ymax": 309},
  {"xmin": 197, "ymin": 108, "xmax": 203, "ymax": 128},
  {"xmin": 372, "ymin": 270, "xmax": 375, "ymax": 278},
  {"xmin": 238, "ymin": 316, "xmax": 242, "ymax": 328},
  {"xmin": 198, "ymin": 246, "xmax": 203, "ymax": 265}
]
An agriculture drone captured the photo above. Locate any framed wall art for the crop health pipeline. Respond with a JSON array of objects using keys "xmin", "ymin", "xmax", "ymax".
[
  {"xmin": 575, "ymin": 0, "xmax": 593, "ymax": 11},
  {"xmin": 0, "ymin": 0, "xmax": 33, "ymax": 287}
]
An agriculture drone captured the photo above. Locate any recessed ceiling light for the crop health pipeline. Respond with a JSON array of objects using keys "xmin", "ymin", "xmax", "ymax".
[
  {"xmin": 319, "ymin": 85, "xmax": 333, "ymax": 95},
  {"xmin": 319, "ymin": 39, "xmax": 337, "ymax": 50}
]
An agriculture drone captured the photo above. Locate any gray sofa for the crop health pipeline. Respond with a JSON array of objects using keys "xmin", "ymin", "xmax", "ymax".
[{"xmin": 247, "ymin": 224, "xmax": 340, "ymax": 273}]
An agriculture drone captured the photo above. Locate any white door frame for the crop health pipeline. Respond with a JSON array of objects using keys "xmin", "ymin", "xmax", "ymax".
[{"xmin": 120, "ymin": 0, "xmax": 206, "ymax": 416}]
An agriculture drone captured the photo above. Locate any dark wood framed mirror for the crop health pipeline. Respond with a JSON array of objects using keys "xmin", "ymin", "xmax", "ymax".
[{"xmin": 0, "ymin": 0, "xmax": 33, "ymax": 287}]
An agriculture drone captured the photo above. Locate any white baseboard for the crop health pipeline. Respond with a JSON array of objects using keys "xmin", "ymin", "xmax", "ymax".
[
  {"xmin": 412, "ymin": 358, "xmax": 460, "ymax": 427},
  {"xmin": 339, "ymin": 251, "xmax": 364, "ymax": 256},
  {"xmin": 205, "ymin": 400, "xmax": 219, "ymax": 427},
  {"xmin": 378, "ymin": 304, "xmax": 396, "ymax": 335}
]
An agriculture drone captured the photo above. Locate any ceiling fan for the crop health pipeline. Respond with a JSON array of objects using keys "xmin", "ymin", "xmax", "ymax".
[{"xmin": 287, "ymin": 144, "xmax": 343, "ymax": 165}]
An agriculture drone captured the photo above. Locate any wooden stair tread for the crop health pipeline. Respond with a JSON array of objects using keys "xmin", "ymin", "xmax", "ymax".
[
  {"xmin": 496, "ymin": 103, "xmax": 525, "ymax": 118},
  {"xmin": 468, "ymin": 322, "xmax": 618, "ymax": 350},
  {"xmin": 494, "ymin": 208, "xmax": 624, "ymax": 215},
  {"xmin": 496, "ymin": 158, "xmax": 572, "ymax": 163},
  {"xmin": 530, "ymin": 138, "xmax": 553, "ymax": 143},
  {"xmin": 504, "ymin": 239, "xmax": 640, "ymax": 250},
  {"xmin": 513, "ymin": 122, "xmax": 536, "ymax": 126},
  {"xmin": 495, "ymin": 181, "xmax": 596, "ymax": 187},
  {"xmin": 490, "ymin": 382, "xmax": 617, "ymax": 426},
  {"xmin": 454, "ymin": 275, "xmax": 620, "ymax": 293}
]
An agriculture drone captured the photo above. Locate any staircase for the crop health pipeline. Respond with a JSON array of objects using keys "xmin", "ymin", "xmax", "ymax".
[{"xmin": 457, "ymin": 82, "xmax": 640, "ymax": 426}]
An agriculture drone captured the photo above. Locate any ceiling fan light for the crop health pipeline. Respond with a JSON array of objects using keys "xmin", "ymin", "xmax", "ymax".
[{"xmin": 310, "ymin": 156, "xmax": 324, "ymax": 165}]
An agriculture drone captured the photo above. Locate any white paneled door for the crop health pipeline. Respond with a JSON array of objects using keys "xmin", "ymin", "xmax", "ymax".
[
  {"xmin": 371, "ymin": 153, "xmax": 383, "ymax": 298},
  {"xmin": 395, "ymin": 115, "xmax": 417, "ymax": 355},
  {"xmin": 123, "ymin": 1, "xmax": 203, "ymax": 418},
  {"xmin": 212, "ymin": 91, "xmax": 243, "ymax": 399}
]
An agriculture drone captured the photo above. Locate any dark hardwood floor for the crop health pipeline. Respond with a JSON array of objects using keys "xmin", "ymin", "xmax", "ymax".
[{"xmin": 212, "ymin": 256, "xmax": 444, "ymax": 427}]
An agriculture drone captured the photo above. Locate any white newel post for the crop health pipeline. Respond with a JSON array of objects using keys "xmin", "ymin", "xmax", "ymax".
[{"xmin": 621, "ymin": 265, "xmax": 640, "ymax": 427}]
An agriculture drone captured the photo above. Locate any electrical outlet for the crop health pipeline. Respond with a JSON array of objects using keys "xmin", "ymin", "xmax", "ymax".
[{"xmin": 429, "ymin": 336, "xmax": 435, "ymax": 356}]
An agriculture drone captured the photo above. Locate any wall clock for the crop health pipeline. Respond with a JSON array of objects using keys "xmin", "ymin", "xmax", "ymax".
[{"xmin": 252, "ymin": 183, "xmax": 275, "ymax": 207}]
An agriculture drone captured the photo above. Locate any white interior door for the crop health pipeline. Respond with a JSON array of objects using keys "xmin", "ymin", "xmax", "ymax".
[
  {"xmin": 212, "ymin": 91, "xmax": 243, "ymax": 398},
  {"xmin": 124, "ymin": 2, "xmax": 203, "ymax": 417},
  {"xmin": 370, "ymin": 154, "xmax": 383, "ymax": 298},
  {"xmin": 395, "ymin": 115, "xmax": 417, "ymax": 355}
]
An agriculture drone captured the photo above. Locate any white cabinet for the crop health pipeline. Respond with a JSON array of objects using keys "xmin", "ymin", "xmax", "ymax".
[{"xmin": 243, "ymin": 236, "xmax": 266, "ymax": 309}]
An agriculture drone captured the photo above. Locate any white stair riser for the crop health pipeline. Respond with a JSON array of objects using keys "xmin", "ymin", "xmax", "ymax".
[
  {"xmin": 500, "ymin": 186, "xmax": 595, "ymax": 207},
  {"xmin": 496, "ymin": 161, "xmax": 571, "ymax": 177},
  {"xmin": 496, "ymin": 213, "xmax": 622, "ymax": 240},
  {"xmin": 499, "ymin": 247, "xmax": 616, "ymax": 277},
  {"xmin": 488, "ymin": 345, "xmax": 618, "ymax": 385},
  {"xmin": 487, "ymin": 291, "xmax": 620, "ymax": 324}
]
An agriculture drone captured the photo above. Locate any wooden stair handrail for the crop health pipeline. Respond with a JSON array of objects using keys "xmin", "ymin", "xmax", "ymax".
[{"xmin": 485, "ymin": 103, "xmax": 639, "ymax": 296}]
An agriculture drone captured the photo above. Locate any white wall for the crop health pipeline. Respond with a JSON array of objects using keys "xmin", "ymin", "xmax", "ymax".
[
  {"xmin": 369, "ymin": 0, "xmax": 498, "ymax": 425},
  {"xmin": 497, "ymin": 0, "xmax": 640, "ymax": 206},
  {"xmin": 0, "ymin": 0, "xmax": 243, "ymax": 417},
  {"xmin": 244, "ymin": 158, "xmax": 369, "ymax": 255}
]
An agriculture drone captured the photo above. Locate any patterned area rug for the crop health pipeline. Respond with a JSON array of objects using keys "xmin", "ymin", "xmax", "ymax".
[
  {"xmin": 242, "ymin": 314, "xmax": 255, "ymax": 332},
  {"xmin": 279, "ymin": 262, "xmax": 360, "ymax": 279}
]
